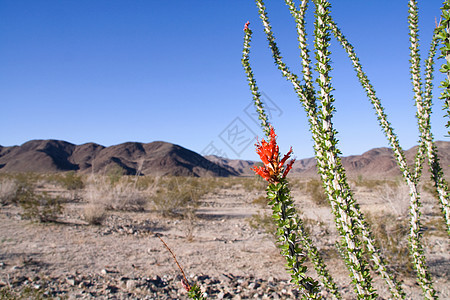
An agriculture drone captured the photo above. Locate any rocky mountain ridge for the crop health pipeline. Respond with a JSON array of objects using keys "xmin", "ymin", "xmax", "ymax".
[
  {"xmin": 1, "ymin": 139, "xmax": 449, "ymax": 178},
  {"xmin": 0, "ymin": 140, "xmax": 235, "ymax": 177}
]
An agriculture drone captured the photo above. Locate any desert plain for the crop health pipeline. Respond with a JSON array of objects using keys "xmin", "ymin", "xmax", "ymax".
[{"xmin": 0, "ymin": 172, "xmax": 449, "ymax": 300}]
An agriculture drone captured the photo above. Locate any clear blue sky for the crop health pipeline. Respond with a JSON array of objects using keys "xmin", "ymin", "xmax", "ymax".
[{"xmin": 0, "ymin": 1, "xmax": 447, "ymax": 160}]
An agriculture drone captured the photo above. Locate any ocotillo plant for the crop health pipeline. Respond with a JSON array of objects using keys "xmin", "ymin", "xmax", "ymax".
[
  {"xmin": 242, "ymin": 0, "xmax": 449, "ymax": 299},
  {"xmin": 157, "ymin": 234, "xmax": 206, "ymax": 300}
]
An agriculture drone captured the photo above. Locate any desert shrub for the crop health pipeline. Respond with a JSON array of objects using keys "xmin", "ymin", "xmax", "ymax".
[
  {"xmin": 183, "ymin": 207, "xmax": 197, "ymax": 242},
  {"xmin": 84, "ymin": 175, "xmax": 147, "ymax": 212},
  {"xmin": 0, "ymin": 285, "xmax": 47, "ymax": 300},
  {"xmin": 18, "ymin": 188, "xmax": 64, "ymax": 223},
  {"xmin": 353, "ymin": 177, "xmax": 399, "ymax": 191},
  {"xmin": 252, "ymin": 195, "xmax": 267, "ymax": 207},
  {"xmin": 46, "ymin": 171, "xmax": 85, "ymax": 202},
  {"xmin": 288, "ymin": 177, "xmax": 305, "ymax": 189},
  {"xmin": 305, "ymin": 179, "xmax": 328, "ymax": 207},
  {"xmin": 134, "ymin": 175, "xmax": 156, "ymax": 190},
  {"xmin": 211, "ymin": 177, "xmax": 241, "ymax": 190},
  {"xmin": 420, "ymin": 180, "xmax": 441, "ymax": 200},
  {"xmin": 0, "ymin": 178, "xmax": 17, "ymax": 206},
  {"xmin": 82, "ymin": 203, "xmax": 107, "ymax": 225},
  {"xmin": 241, "ymin": 176, "xmax": 266, "ymax": 192},
  {"xmin": 150, "ymin": 176, "xmax": 204, "ymax": 217},
  {"xmin": 0, "ymin": 173, "xmax": 64, "ymax": 222},
  {"xmin": 422, "ymin": 216, "xmax": 448, "ymax": 238},
  {"xmin": 365, "ymin": 213, "xmax": 412, "ymax": 275},
  {"xmin": 375, "ymin": 183, "xmax": 410, "ymax": 215},
  {"xmin": 248, "ymin": 212, "xmax": 277, "ymax": 237},
  {"xmin": 57, "ymin": 171, "xmax": 85, "ymax": 191},
  {"xmin": 107, "ymin": 165, "xmax": 126, "ymax": 185}
]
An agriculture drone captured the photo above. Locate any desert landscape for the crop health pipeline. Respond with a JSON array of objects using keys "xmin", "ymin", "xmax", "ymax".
[{"xmin": 0, "ymin": 141, "xmax": 449, "ymax": 299}]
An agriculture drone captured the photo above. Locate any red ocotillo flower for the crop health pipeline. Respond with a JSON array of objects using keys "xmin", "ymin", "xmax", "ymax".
[
  {"xmin": 244, "ymin": 21, "xmax": 250, "ymax": 31},
  {"xmin": 252, "ymin": 126, "xmax": 295, "ymax": 182}
]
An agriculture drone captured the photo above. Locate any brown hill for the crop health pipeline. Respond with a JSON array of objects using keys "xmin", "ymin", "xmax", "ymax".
[
  {"xmin": 1, "ymin": 140, "xmax": 449, "ymax": 178},
  {"xmin": 0, "ymin": 140, "xmax": 235, "ymax": 177},
  {"xmin": 289, "ymin": 141, "xmax": 450, "ymax": 179},
  {"xmin": 0, "ymin": 140, "xmax": 78, "ymax": 173},
  {"xmin": 205, "ymin": 156, "xmax": 256, "ymax": 177},
  {"xmin": 206, "ymin": 141, "xmax": 450, "ymax": 179}
]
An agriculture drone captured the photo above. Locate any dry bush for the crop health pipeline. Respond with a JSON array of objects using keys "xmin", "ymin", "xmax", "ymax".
[
  {"xmin": 83, "ymin": 203, "xmax": 107, "ymax": 225},
  {"xmin": 134, "ymin": 175, "xmax": 156, "ymax": 190},
  {"xmin": 353, "ymin": 176, "xmax": 399, "ymax": 192},
  {"xmin": 0, "ymin": 177, "xmax": 17, "ymax": 205},
  {"xmin": 0, "ymin": 173, "xmax": 64, "ymax": 222},
  {"xmin": 48, "ymin": 171, "xmax": 85, "ymax": 191},
  {"xmin": 84, "ymin": 175, "xmax": 148, "ymax": 212},
  {"xmin": 241, "ymin": 177, "xmax": 266, "ymax": 192},
  {"xmin": 252, "ymin": 195, "xmax": 267, "ymax": 207},
  {"xmin": 19, "ymin": 192, "xmax": 64, "ymax": 223},
  {"xmin": 374, "ymin": 183, "xmax": 410, "ymax": 216},
  {"xmin": 15, "ymin": 177, "xmax": 64, "ymax": 222},
  {"xmin": 365, "ymin": 212, "xmax": 412, "ymax": 275},
  {"xmin": 150, "ymin": 176, "xmax": 204, "ymax": 217},
  {"xmin": 305, "ymin": 179, "xmax": 328, "ymax": 207},
  {"xmin": 248, "ymin": 212, "xmax": 277, "ymax": 237},
  {"xmin": 46, "ymin": 171, "xmax": 85, "ymax": 202}
]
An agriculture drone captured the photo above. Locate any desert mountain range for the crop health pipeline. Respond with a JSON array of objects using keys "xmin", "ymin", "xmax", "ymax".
[{"xmin": 0, "ymin": 139, "xmax": 449, "ymax": 178}]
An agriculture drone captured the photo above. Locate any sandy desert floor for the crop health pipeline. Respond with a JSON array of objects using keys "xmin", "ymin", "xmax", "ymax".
[{"xmin": 0, "ymin": 178, "xmax": 449, "ymax": 299}]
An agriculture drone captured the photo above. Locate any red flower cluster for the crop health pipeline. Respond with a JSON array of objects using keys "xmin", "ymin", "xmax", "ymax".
[
  {"xmin": 244, "ymin": 21, "xmax": 250, "ymax": 31},
  {"xmin": 252, "ymin": 127, "xmax": 295, "ymax": 182}
]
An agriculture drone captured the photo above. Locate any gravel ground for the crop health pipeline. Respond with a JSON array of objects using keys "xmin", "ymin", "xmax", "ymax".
[{"xmin": 0, "ymin": 184, "xmax": 449, "ymax": 299}]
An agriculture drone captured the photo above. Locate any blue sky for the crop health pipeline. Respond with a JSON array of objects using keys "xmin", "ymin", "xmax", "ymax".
[{"xmin": 0, "ymin": 1, "xmax": 447, "ymax": 160}]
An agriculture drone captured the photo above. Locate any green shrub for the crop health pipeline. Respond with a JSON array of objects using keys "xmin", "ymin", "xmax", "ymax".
[
  {"xmin": 19, "ymin": 190, "xmax": 64, "ymax": 223},
  {"xmin": 150, "ymin": 177, "xmax": 203, "ymax": 217},
  {"xmin": 59, "ymin": 171, "xmax": 85, "ymax": 190}
]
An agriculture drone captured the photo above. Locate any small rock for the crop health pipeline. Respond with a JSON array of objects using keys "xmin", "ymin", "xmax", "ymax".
[
  {"xmin": 100, "ymin": 269, "xmax": 108, "ymax": 275},
  {"xmin": 126, "ymin": 280, "xmax": 136, "ymax": 290}
]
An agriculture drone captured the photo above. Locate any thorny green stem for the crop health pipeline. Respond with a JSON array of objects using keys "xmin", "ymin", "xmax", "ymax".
[
  {"xmin": 438, "ymin": 1, "xmax": 450, "ymax": 132},
  {"xmin": 243, "ymin": 20, "xmax": 339, "ymax": 299},
  {"xmin": 408, "ymin": 1, "xmax": 438, "ymax": 297},
  {"xmin": 245, "ymin": 0, "xmax": 449, "ymax": 298},
  {"xmin": 268, "ymin": 180, "xmax": 322, "ymax": 299},
  {"xmin": 434, "ymin": 0, "xmax": 450, "ymax": 235},
  {"xmin": 255, "ymin": 0, "xmax": 380, "ymax": 298},
  {"xmin": 413, "ymin": 2, "xmax": 450, "ymax": 237},
  {"xmin": 313, "ymin": 1, "xmax": 376, "ymax": 297},
  {"xmin": 241, "ymin": 24, "xmax": 271, "ymax": 137}
]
